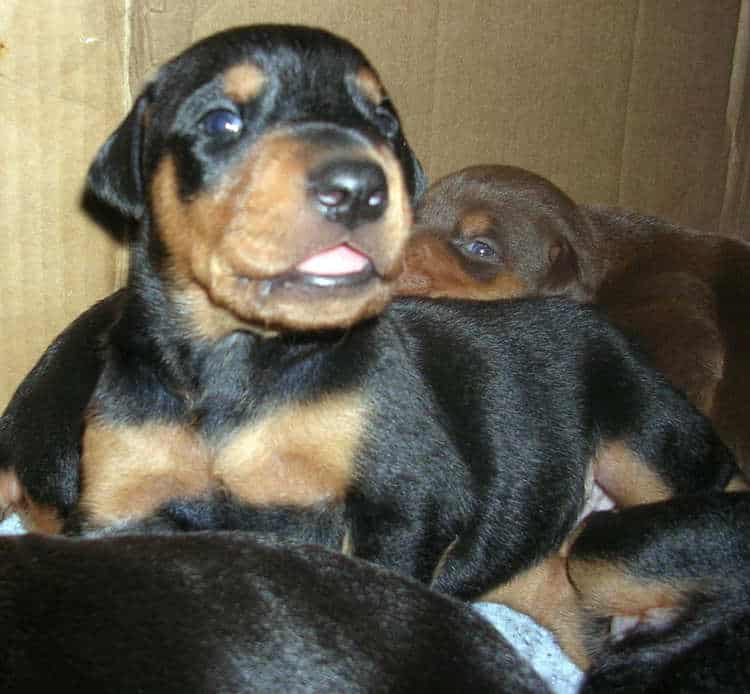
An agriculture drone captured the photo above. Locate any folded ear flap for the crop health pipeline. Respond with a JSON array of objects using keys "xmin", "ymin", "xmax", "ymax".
[
  {"xmin": 409, "ymin": 150, "xmax": 429, "ymax": 203},
  {"xmin": 395, "ymin": 131, "xmax": 429, "ymax": 204},
  {"xmin": 86, "ymin": 92, "xmax": 151, "ymax": 221},
  {"xmin": 539, "ymin": 233, "xmax": 584, "ymax": 298}
]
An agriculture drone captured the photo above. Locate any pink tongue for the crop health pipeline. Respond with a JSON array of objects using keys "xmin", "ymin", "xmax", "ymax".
[{"xmin": 296, "ymin": 244, "xmax": 370, "ymax": 276}]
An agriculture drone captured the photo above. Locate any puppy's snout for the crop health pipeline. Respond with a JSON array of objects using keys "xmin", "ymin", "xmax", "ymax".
[{"xmin": 308, "ymin": 159, "xmax": 388, "ymax": 229}]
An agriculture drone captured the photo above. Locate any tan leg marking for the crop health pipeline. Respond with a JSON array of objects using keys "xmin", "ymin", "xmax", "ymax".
[
  {"xmin": 0, "ymin": 470, "xmax": 63, "ymax": 533},
  {"xmin": 568, "ymin": 557, "xmax": 687, "ymax": 620},
  {"xmin": 18, "ymin": 501, "xmax": 63, "ymax": 534},
  {"xmin": 480, "ymin": 554, "xmax": 591, "ymax": 668},
  {"xmin": 0, "ymin": 470, "xmax": 22, "ymax": 519},
  {"xmin": 726, "ymin": 475, "xmax": 750, "ymax": 491}
]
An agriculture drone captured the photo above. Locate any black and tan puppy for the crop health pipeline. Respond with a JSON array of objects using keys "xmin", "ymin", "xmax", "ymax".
[
  {"xmin": 398, "ymin": 164, "xmax": 750, "ymax": 473},
  {"xmin": 0, "ymin": 26, "xmax": 740, "ymax": 664},
  {"xmin": 0, "ymin": 531, "xmax": 549, "ymax": 693},
  {"xmin": 573, "ymin": 492, "xmax": 750, "ymax": 692}
]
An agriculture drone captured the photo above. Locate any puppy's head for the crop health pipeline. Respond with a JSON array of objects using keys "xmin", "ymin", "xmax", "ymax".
[
  {"xmin": 398, "ymin": 165, "xmax": 595, "ymax": 301},
  {"xmin": 87, "ymin": 25, "xmax": 426, "ymax": 335}
]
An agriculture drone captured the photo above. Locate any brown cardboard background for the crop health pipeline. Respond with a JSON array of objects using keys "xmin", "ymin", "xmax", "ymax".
[
  {"xmin": 721, "ymin": 0, "xmax": 750, "ymax": 238},
  {"xmin": 1, "ymin": 0, "xmax": 747, "ymax": 408},
  {"xmin": 1, "ymin": 1, "xmax": 127, "ymax": 407},
  {"xmin": 617, "ymin": 1, "xmax": 740, "ymax": 232}
]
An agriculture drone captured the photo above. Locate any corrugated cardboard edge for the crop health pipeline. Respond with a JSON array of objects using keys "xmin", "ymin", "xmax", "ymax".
[{"xmin": 720, "ymin": 0, "xmax": 750, "ymax": 239}]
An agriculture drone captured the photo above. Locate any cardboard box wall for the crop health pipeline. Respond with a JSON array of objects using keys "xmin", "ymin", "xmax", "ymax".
[{"xmin": 1, "ymin": 0, "xmax": 748, "ymax": 408}]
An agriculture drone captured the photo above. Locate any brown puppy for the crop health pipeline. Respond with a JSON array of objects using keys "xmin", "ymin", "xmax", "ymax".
[{"xmin": 399, "ymin": 164, "xmax": 750, "ymax": 474}]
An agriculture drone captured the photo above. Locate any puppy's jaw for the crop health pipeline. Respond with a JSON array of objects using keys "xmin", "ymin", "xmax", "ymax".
[{"xmin": 152, "ymin": 129, "xmax": 412, "ymax": 336}]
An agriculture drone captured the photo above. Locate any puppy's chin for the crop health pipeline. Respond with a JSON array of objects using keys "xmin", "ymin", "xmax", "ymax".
[
  {"xmin": 210, "ymin": 271, "xmax": 396, "ymax": 333},
  {"xmin": 171, "ymin": 273, "xmax": 395, "ymax": 340}
]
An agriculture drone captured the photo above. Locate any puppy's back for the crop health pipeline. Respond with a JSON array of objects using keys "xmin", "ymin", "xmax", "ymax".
[{"xmin": 0, "ymin": 532, "xmax": 548, "ymax": 693}]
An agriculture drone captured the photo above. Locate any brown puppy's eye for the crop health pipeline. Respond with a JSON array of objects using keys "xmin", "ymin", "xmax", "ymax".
[{"xmin": 462, "ymin": 239, "xmax": 498, "ymax": 260}]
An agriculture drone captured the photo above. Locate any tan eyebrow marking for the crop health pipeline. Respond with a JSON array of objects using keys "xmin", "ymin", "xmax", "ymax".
[
  {"xmin": 223, "ymin": 62, "xmax": 266, "ymax": 103},
  {"xmin": 355, "ymin": 66, "xmax": 386, "ymax": 105}
]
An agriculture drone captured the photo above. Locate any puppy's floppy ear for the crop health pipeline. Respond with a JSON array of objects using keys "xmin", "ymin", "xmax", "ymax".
[
  {"xmin": 86, "ymin": 90, "xmax": 152, "ymax": 221},
  {"xmin": 409, "ymin": 151, "xmax": 429, "ymax": 203},
  {"xmin": 539, "ymin": 230, "xmax": 592, "ymax": 301},
  {"xmin": 395, "ymin": 131, "xmax": 429, "ymax": 203}
]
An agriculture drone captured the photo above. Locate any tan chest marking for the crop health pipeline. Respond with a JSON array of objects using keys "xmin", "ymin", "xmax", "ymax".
[
  {"xmin": 80, "ymin": 422, "xmax": 213, "ymax": 526},
  {"xmin": 80, "ymin": 392, "xmax": 366, "ymax": 526},
  {"xmin": 215, "ymin": 391, "xmax": 366, "ymax": 507}
]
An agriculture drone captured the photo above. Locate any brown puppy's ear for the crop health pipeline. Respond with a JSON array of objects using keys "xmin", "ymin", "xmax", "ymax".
[
  {"xmin": 86, "ymin": 91, "xmax": 152, "ymax": 221},
  {"xmin": 539, "ymin": 227, "xmax": 594, "ymax": 301},
  {"xmin": 538, "ymin": 234, "xmax": 583, "ymax": 297}
]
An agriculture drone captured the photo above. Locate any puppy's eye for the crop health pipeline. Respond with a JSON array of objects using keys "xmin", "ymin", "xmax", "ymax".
[
  {"xmin": 201, "ymin": 109, "xmax": 243, "ymax": 136},
  {"xmin": 463, "ymin": 239, "xmax": 498, "ymax": 259}
]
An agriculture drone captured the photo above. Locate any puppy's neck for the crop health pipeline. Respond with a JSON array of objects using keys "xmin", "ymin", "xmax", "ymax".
[
  {"xmin": 578, "ymin": 205, "xmax": 657, "ymax": 295},
  {"xmin": 111, "ymin": 260, "xmax": 351, "ymax": 412}
]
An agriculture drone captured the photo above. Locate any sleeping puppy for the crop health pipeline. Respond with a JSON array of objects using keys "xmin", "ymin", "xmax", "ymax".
[
  {"xmin": 4, "ymin": 515, "xmax": 742, "ymax": 692},
  {"xmin": 398, "ymin": 164, "xmax": 750, "ymax": 474},
  {"xmin": 574, "ymin": 491, "xmax": 750, "ymax": 692},
  {"xmin": 0, "ymin": 531, "xmax": 548, "ymax": 693},
  {"xmin": 0, "ymin": 26, "xmax": 741, "ymax": 667}
]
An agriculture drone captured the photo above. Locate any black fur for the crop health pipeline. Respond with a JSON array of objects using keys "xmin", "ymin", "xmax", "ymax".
[
  {"xmin": 0, "ymin": 291, "xmax": 125, "ymax": 515},
  {"xmin": 578, "ymin": 492, "xmax": 750, "ymax": 692},
  {"xmin": 2, "ymin": 293, "xmax": 737, "ymax": 597},
  {"xmin": 0, "ymin": 531, "xmax": 548, "ymax": 693},
  {"xmin": 87, "ymin": 26, "xmax": 426, "ymax": 219}
]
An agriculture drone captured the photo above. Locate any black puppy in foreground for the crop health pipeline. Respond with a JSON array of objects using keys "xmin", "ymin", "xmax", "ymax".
[
  {"xmin": 2, "ymin": 494, "xmax": 747, "ymax": 693},
  {"xmin": 0, "ymin": 531, "xmax": 548, "ymax": 693},
  {"xmin": 0, "ymin": 25, "xmax": 741, "ymax": 664}
]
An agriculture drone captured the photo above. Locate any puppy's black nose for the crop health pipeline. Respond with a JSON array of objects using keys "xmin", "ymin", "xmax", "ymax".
[{"xmin": 308, "ymin": 159, "xmax": 388, "ymax": 229}]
